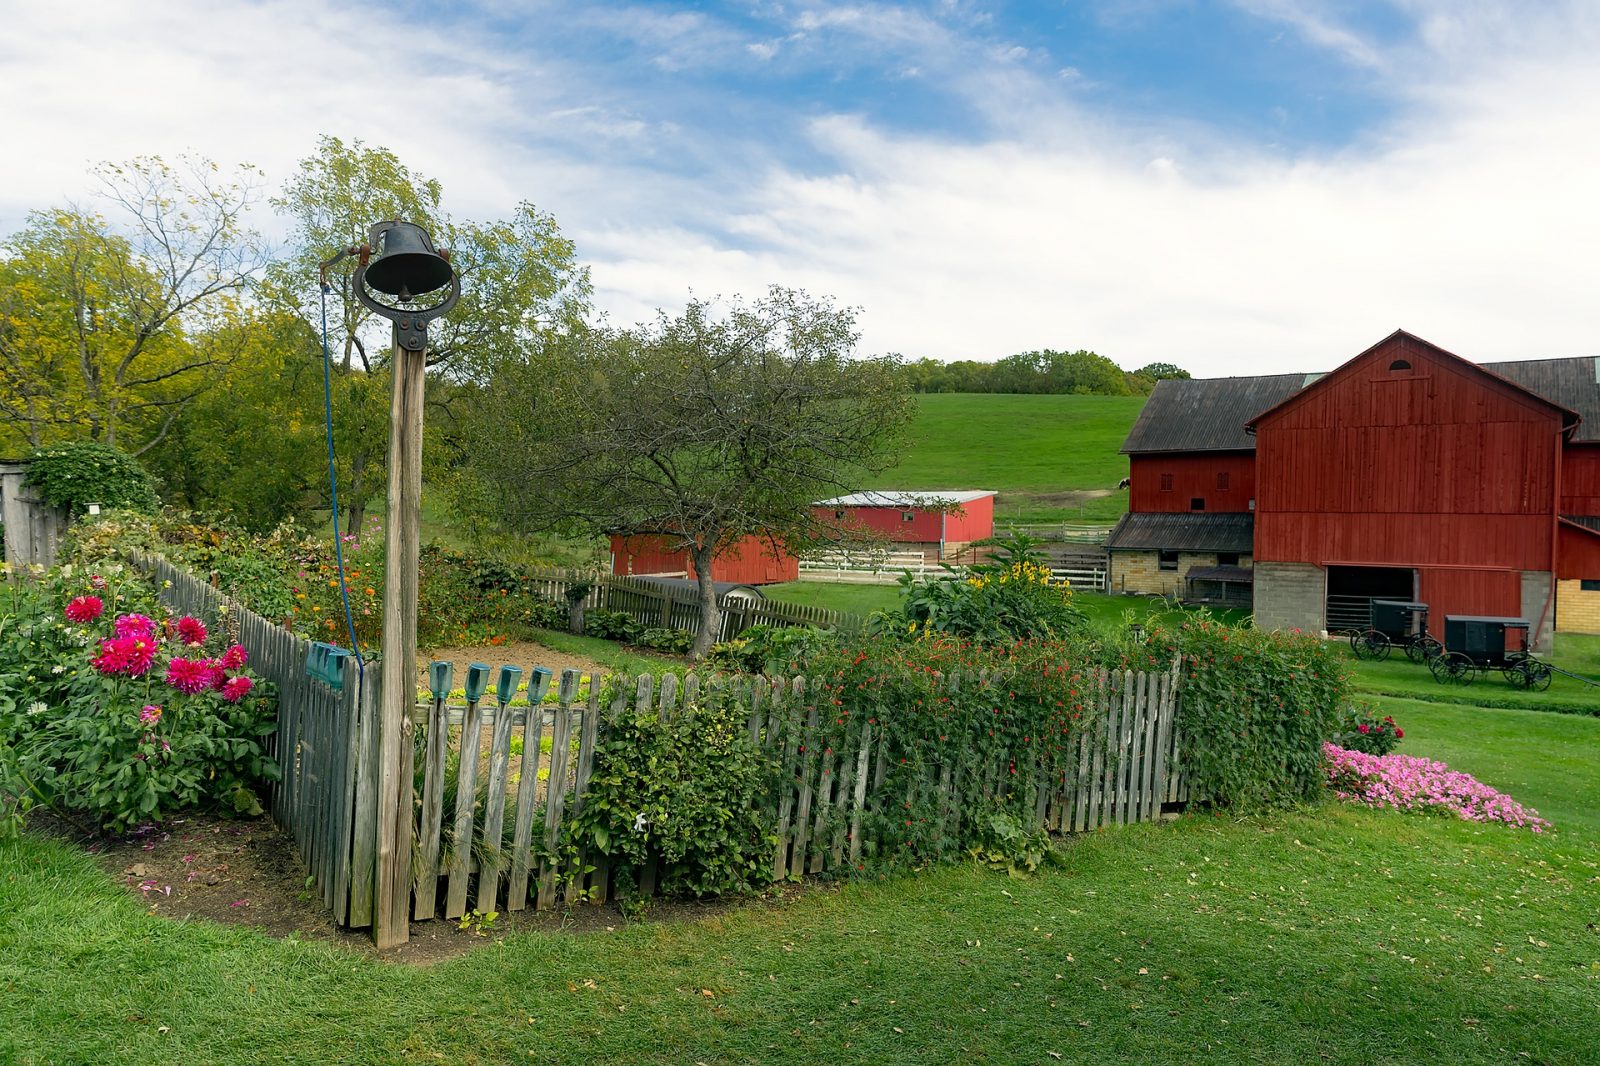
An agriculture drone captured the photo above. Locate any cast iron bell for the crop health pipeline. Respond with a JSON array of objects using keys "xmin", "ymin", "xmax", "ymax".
[{"xmin": 363, "ymin": 221, "xmax": 454, "ymax": 300}]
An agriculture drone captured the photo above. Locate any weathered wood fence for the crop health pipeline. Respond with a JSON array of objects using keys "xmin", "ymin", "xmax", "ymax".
[
  {"xmin": 137, "ymin": 554, "xmax": 1189, "ymax": 945},
  {"xmin": 0, "ymin": 461, "xmax": 70, "ymax": 570}
]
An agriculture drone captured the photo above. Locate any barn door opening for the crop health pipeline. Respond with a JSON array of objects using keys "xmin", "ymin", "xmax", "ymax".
[{"xmin": 1326, "ymin": 565, "xmax": 1415, "ymax": 633}]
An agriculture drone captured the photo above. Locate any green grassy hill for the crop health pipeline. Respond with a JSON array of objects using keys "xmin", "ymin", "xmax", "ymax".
[{"xmin": 868, "ymin": 393, "xmax": 1144, "ymax": 524}]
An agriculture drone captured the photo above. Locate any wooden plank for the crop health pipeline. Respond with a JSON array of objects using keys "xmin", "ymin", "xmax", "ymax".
[
  {"xmin": 347, "ymin": 669, "xmax": 382, "ymax": 928},
  {"xmin": 443, "ymin": 693, "xmax": 485, "ymax": 921},
  {"xmin": 771, "ymin": 679, "xmax": 805, "ymax": 881},
  {"xmin": 571, "ymin": 675, "xmax": 605, "ymax": 905},
  {"xmin": 413, "ymin": 687, "xmax": 450, "ymax": 919},
  {"xmin": 505, "ymin": 701, "xmax": 545, "ymax": 913},
  {"xmin": 1087, "ymin": 670, "xmax": 1109, "ymax": 830},
  {"xmin": 809, "ymin": 719, "xmax": 838, "ymax": 874},
  {"xmin": 1138, "ymin": 671, "xmax": 1159, "ymax": 822},
  {"xmin": 537, "ymin": 670, "xmax": 580, "ymax": 910},
  {"xmin": 681, "ymin": 672, "xmax": 701, "ymax": 708},
  {"xmin": 790, "ymin": 700, "xmax": 822, "ymax": 877},
  {"xmin": 658, "ymin": 673, "xmax": 679, "ymax": 717},
  {"xmin": 1149, "ymin": 669, "xmax": 1172, "ymax": 819},
  {"xmin": 475, "ymin": 692, "xmax": 518, "ymax": 913},
  {"xmin": 1117, "ymin": 670, "xmax": 1135, "ymax": 824},
  {"xmin": 847, "ymin": 721, "xmax": 872, "ymax": 865},
  {"xmin": 635, "ymin": 674, "xmax": 655, "ymax": 715}
]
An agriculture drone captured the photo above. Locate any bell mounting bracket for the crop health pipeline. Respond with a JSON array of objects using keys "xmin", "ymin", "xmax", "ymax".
[{"xmin": 349, "ymin": 221, "xmax": 461, "ymax": 353}]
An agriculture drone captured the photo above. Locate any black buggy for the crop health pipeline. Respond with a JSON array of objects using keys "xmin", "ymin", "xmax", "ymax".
[
  {"xmin": 1428, "ymin": 615, "xmax": 1553, "ymax": 690},
  {"xmin": 1349, "ymin": 599, "xmax": 1444, "ymax": 663}
]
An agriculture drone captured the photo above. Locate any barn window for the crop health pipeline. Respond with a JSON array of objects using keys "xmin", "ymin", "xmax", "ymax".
[
  {"xmin": 1190, "ymin": 498, "xmax": 1205, "ymax": 511},
  {"xmin": 1388, "ymin": 358, "xmax": 1412, "ymax": 371},
  {"xmin": 1216, "ymin": 472, "xmax": 1230, "ymax": 490},
  {"xmin": 1159, "ymin": 473, "xmax": 1174, "ymax": 491},
  {"xmin": 1582, "ymin": 579, "xmax": 1600, "ymax": 592},
  {"xmin": 834, "ymin": 509, "xmax": 846, "ymax": 519},
  {"xmin": 1158, "ymin": 550, "xmax": 1179, "ymax": 572},
  {"xmin": 1217, "ymin": 552, "xmax": 1240, "ymax": 566},
  {"xmin": 901, "ymin": 511, "xmax": 916, "ymax": 523}
]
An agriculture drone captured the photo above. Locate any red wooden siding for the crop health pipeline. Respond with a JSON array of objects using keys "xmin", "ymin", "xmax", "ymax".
[
  {"xmin": 610, "ymin": 534, "xmax": 798, "ymax": 585},
  {"xmin": 1254, "ymin": 333, "xmax": 1562, "ymax": 570},
  {"xmin": 812, "ymin": 498, "xmax": 994, "ymax": 545},
  {"xmin": 1560, "ymin": 443, "xmax": 1600, "ymax": 516},
  {"xmin": 1129, "ymin": 453, "xmax": 1256, "ymax": 513},
  {"xmin": 1557, "ymin": 522, "xmax": 1600, "ymax": 580},
  {"xmin": 945, "ymin": 494, "xmax": 994, "ymax": 542},
  {"xmin": 1417, "ymin": 568, "xmax": 1523, "ymax": 633}
]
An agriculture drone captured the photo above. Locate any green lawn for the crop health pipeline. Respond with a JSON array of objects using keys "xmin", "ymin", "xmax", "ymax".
[
  {"xmin": 7, "ymin": 666, "xmax": 1599, "ymax": 1062},
  {"xmin": 873, "ymin": 393, "xmax": 1143, "ymax": 525},
  {"xmin": 762, "ymin": 580, "xmax": 901, "ymax": 616},
  {"xmin": 1343, "ymin": 634, "xmax": 1600, "ymax": 716}
]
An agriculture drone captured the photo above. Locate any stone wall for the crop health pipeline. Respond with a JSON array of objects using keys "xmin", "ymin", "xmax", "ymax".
[
  {"xmin": 1108, "ymin": 551, "xmax": 1253, "ymax": 598},
  {"xmin": 1253, "ymin": 562, "xmax": 1325, "ymax": 634},
  {"xmin": 1519, "ymin": 570, "xmax": 1555, "ymax": 653}
]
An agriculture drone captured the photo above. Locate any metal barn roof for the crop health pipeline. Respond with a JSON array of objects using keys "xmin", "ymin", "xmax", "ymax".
[
  {"xmin": 1484, "ymin": 356, "xmax": 1600, "ymax": 442},
  {"xmin": 1122, "ymin": 354, "xmax": 1600, "ymax": 454},
  {"xmin": 1120, "ymin": 375, "xmax": 1308, "ymax": 454},
  {"xmin": 816, "ymin": 490, "xmax": 997, "ymax": 508},
  {"xmin": 1104, "ymin": 512, "xmax": 1255, "ymax": 553}
]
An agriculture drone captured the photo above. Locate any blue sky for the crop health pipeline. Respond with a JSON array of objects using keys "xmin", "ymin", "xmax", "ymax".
[{"xmin": 3, "ymin": 1, "xmax": 1598, "ymax": 373}]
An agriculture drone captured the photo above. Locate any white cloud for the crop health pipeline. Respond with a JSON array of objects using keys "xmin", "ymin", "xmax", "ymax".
[{"xmin": 4, "ymin": 0, "xmax": 1597, "ymax": 378}]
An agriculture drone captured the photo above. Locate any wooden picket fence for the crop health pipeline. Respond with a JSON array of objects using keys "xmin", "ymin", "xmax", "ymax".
[
  {"xmin": 137, "ymin": 552, "xmax": 370, "ymax": 925},
  {"xmin": 134, "ymin": 553, "xmax": 1191, "ymax": 944}
]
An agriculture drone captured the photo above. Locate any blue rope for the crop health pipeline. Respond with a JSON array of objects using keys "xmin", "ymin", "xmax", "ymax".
[{"xmin": 319, "ymin": 282, "xmax": 367, "ymax": 681}]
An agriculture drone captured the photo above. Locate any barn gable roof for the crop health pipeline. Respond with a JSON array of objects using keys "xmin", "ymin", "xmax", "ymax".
[
  {"xmin": 815, "ymin": 490, "xmax": 996, "ymax": 508},
  {"xmin": 1119, "ymin": 374, "xmax": 1308, "ymax": 454},
  {"xmin": 1104, "ymin": 512, "xmax": 1255, "ymax": 553},
  {"xmin": 1243, "ymin": 330, "xmax": 1580, "ymax": 435}
]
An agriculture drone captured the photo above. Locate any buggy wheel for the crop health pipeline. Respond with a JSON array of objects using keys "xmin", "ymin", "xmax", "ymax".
[
  {"xmin": 1352, "ymin": 630, "xmax": 1390, "ymax": 661},
  {"xmin": 1527, "ymin": 660, "xmax": 1553, "ymax": 692},
  {"xmin": 1506, "ymin": 661, "xmax": 1534, "ymax": 688},
  {"xmin": 1407, "ymin": 636, "xmax": 1444, "ymax": 663},
  {"xmin": 1430, "ymin": 652, "xmax": 1474, "ymax": 686}
]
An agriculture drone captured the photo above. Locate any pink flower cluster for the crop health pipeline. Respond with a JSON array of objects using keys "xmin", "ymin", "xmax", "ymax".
[
  {"xmin": 93, "ymin": 613, "xmax": 159, "ymax": 677},
  {"xmin": 86, "ymin": 609, "xmax": 255, "ymax": 703},
  {"xmin": 1323, "ymin": 743, "xmax": 1551, "ymax": 832}
]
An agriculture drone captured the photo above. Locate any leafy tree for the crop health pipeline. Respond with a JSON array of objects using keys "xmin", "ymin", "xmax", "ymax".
[
  {"xmin": 459, "ymin": 287, "xmax": 913, "ymax": 657},
  {"xmin": 24, "ymin": 440, "xmax": 159, "ymax": 516},
  {"xmin": 0, "ymin": 156, "xmax": 265, "ymax": 454},
  {"xmin": 267, "ymin": 136, "xmax": 590, "ymax": 531},
  {"xmin": 1135, "ymin": 362, "xmax": 1190, "ymax": 380}
]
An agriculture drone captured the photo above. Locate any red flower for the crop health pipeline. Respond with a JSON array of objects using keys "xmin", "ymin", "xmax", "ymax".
[
  {"xmin": 166, "ymin": 656, "xmax": 214, "ymax": 694},
  {"xmin": 65, "ymin": 595, "xmax": 104, "ymax": 623},
  {"xmin": 222, "ymin": 676, "xmax": 255, "ymax": 703},
  {"xmin": 176, "ymin": 616, "xmax": 208, "ymax": 645},
  {"xmin": 1357, "ymin": 723, "xmax": 1370, "ymax": 734},
  {"xmin": 93, "ymin": 635, "xmax": 157, "ymax": 677},
  {"xmin": 1394, "ymin": 728, "xmax": 1404, "ymax": 739},
  {"xmin": 219, "ymin": 644, "xmax": 248, "ymax": 670}
]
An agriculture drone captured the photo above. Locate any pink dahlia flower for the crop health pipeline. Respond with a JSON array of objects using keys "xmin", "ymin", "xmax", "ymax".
[
  {"xmin": 219, "ymin": 643, "xmax": 248, "ymax": 670},
  {"xmin": 222, "ymin": 676, "xmax": 255, "ymax": 703},
  {"xmin": 165, "ymin": 656, "xmax": 214, "ymax": 695},
  {"xmin": 176, "ymin": 616, "xmax": 208, "ymax": 645},
  {"xmin": 65, "ymin": 595, "xmax": 105, "ymax": 624},
  {"xmin": 114, "ymin": 613, "xmax": 156, "ymax": 639}
]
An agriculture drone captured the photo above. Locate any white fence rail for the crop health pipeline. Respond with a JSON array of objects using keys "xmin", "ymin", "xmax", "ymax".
[
  {"xmin": 798, "ymin": 550, "xmax": 937, "ymax": 584},
  {"xmin": 1053, "ymin": 566, "xmax": 1107, "ymax": 592}
]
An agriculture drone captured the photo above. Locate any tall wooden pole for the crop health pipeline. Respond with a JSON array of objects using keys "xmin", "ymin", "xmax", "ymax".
[{"xmin": 374, "ymin": 330, "xmax": 425, "ymax": 949}]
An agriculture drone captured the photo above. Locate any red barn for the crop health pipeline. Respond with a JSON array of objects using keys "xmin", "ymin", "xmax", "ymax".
[
  {"xmin": 609, "ymin": 533, "xmax": 798, "ymax": 585},
  {"xmin": 1110, "ymin": 330, "xmax": 1600, "ymax": 648},
  {"xmin": 812, "ymin": 490, "xmax": 996, "ymax": 562}
]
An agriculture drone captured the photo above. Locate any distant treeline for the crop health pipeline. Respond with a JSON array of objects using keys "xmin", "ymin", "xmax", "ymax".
[{"xmin": 902, "ymin": 350, "xmax": 1188, "ymax": 396}]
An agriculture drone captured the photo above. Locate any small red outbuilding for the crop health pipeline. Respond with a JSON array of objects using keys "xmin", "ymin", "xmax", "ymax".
[
  {"xmin": 608, "ymin": 533, "xmax": 798, "ymax": 585},
  {"xmin": 812, "ymin": 490, "xmax": 997, "ymax": 562}
]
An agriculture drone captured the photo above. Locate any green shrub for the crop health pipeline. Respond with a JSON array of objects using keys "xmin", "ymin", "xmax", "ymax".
[
  {"xmin": 561, "ymin": 684, "xmax": 776, "ymax": 898},
  {"xmin": 879, "ymin": 535, "xmax": 1082, "ymax": 645},
  {"xmin": 1121, "ymin": 617, "xmax": 1348, "ymax": 810},
  {"xmin": 706, "ymin": 624, "xmax": 839, "ymax": 674},
  {"xmin": 584, "ymin": 609, "xmax": 642, "ymax": 643},
  {"xmin": 1332, "ymin": 702, "xmax": 1403, "ymax": 755},
  {"xmin": 637, "ymin": 627, "xmax": 694, "ymax": 654},
  {"xmin": 25, "ymin": 441, "xmax": 159, "ymax": 516}
]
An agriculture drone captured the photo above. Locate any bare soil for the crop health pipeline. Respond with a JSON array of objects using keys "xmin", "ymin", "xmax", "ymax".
[
  {"xmin": 62, "ymin": 810, "xmax": 816, "ymax": 965},
  {"xmin": 418, "ymin": 639, "xmax": 610, "ymax": 687}
]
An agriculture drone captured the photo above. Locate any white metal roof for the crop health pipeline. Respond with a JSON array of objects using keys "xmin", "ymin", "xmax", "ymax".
[{"xmin": 815, "ymin": 490, "xmax": 997, "ymax": 508}]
